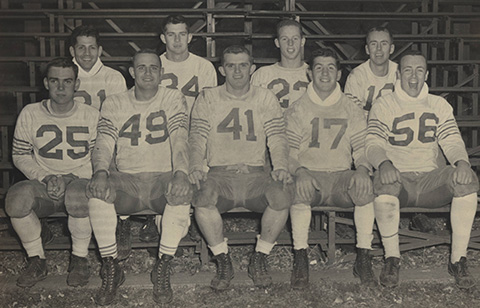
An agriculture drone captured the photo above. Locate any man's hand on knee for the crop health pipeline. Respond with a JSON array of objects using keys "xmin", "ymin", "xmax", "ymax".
[
  {"xmin": 453, "ymin": 160, "xmax": 474, "ymax": 185},
  {"xmin": 379, "ymin": 160, "xmax": 401, "ymax": 185},
  {"xmin": 87, "ymin": 170, "xmax": 110, "ymax": 201},
  {"xmin": 189, "ymin": 170, "xmax": 207, "ymax": 190},
  {"xmin": 271, "ymin": 169, "xmax": 293, "ymax": 186},
  {"xmin": 168, "ymin": 171, "xmax": 191, "ymax": 197},
  {"xmin": 44, "ymin": 174, "xmax": 66, "ymax": 200},
  {"xmin": 295, "ymin": 168, "xmax": 318, "ymax": 202}
]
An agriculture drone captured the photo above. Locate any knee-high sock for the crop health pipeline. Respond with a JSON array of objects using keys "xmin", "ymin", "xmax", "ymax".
[
  {"xmin": 354, "ymin": 202, "xmax": 375, "ymax": 250},
  {"xmin": 68, "ymin": 216, "xmax": 92, "ymax": 258},
  {"xmin": 159, "ymin": 204, "xmax": 191, "ymax": 257},
  {"xmin": 290, "ymin": 203, "xmax": 311, "ymax": 250},
  {"xmin": 374, "ymin": 195, "xmax": 400, "ymax": 258},
  {"xmin": 11, "ymin": 212, "xmax": 44, "ymax": 259},
  {"xmin": 154, "ymin": 214, "xmax": 163, "ymax": 233},
  {"xmin": 451, "ymin": 193, "xmax": 477, "ymax": 263},
  {"xmin": 88, "ymin": 198, "xmax": 117, "ymax": 259}
]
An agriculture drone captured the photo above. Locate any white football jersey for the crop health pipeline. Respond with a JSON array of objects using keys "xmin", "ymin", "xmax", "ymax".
[
  {"xmin": 159, "ymin": 52, "xmax": 217, "ymax": 111},
  {"xmin": 251, "ymin": 62, "xmax": 309, "ymax": 110},
  {"xmin": 73, "ymin": 59, "xmax": 127, "ymax": 110},
  {"xmin": 12, "ymin": 100, "xmax": 99, "ymax": 181}
]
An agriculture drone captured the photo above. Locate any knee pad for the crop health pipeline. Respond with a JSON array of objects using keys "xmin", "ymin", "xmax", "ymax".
[
  {"xmin": 265, "ymin": 182, "xmax": 292, "ymax": 211},
  {"xmin": 192, "ymin": 180, "xmax": 218, "ymax": 208},
  {"xmin": 65, "ymin": 180, "xmax": 89, "ymax": 217},
  {"xmin": 5, "ymin": 181, "xmax": 37, "ymax": 218}
]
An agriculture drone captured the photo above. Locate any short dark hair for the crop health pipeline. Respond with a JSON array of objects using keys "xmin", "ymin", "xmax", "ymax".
[
  {"xmin": 162, "ymin": 15, "xmax": 190, "ymax": 34},
  {"xmin": 399, "ymin": 49, "xmax": 426, "ymax": 70},
  {"xmin": 309, "ymin": 48, "xmax": 340, "ymax": 70},
  {"xmin": 221, "ymin": 45, "xmax": 253, "ymax": 66},
  {"xmin": 276, "ymin": 19, "xmax": 303, "ymax": 38},
  {"xmin": 45, "ymin": 57, "xmax": 78, "ymax": 80},
  {"xmin": 70, "ymin": 25, "xmax": 100, "ymax": 48},
  {"xmin": 131, "ymin": 48, "xmax": 161, "ymax": 67},
  {"xmin": 366, "ymin": 26, "xmax": 393, "ymax": 44}
]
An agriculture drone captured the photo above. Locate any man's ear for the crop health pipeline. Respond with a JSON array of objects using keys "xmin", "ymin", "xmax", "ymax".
[
  {"xmin": 307, "ymin": 68, "xmax": 313, "ymax": 81},
  {"xmin": 187, "ymin": 33, "xmax": 193, "ymax": 44},
  {"xmin": 74, "ymin": 79, "xmax": 81, "ymax": 91},
  {"xmin": 396, "ymin": 69, "xmax": 400, "ymax": 80},
  {"xmin": 274, "ymin": 38, "xmax": 280, "ymax": 49},
  {"xmin": 43, "ymin": 77, "xmax": 49, "ymax": 90},
  {"xmin": 129, "ymin": 66, "xmax": 135, "ymax": 79},
  {"xmin": 249, "ymin": 64, "xmax": 256, "ymax": 75},
  {"xmin": 98, "ymin": 45, "xmax": 103, "ymax": 57},
  {"xmin": 69, "ymin": 46, "xmax": 75, "ymax": 58},
  {"xmin": 389, "ymin": 44, "xmax": 395, "ymax": 55},
  {"xmin": 336, "ymin": 69, "xmax": 342, "ymax": 82},
  {"xmin": 365, "ymin": 44, "xmax": 370, "ymax": 56},
  {"xmin": 301, "ymin": 37, "xmax": 306, "ymax": 47},
  {"xmin": 219, "ymin": 66, "xmax": 226, "ymax": 77},
  {"xmin": 160, "ymin": 34, "xmax": 166, "ymax": 44},
  {"xmin": 425, "ymin": 70, "xmax": 429, "ymax": 82}
]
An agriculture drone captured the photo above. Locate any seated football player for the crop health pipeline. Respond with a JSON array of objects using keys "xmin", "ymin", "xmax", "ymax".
[
  {"xmin": 189, "ymin": 45, "xmax": 293, "ymax": 290},
  {"xmin": 285, "ymin": 48, "xmax": 376, "ymax": 289},
  {"xmin": 366, "ymin": 50, "xmax": 479, "ymax": 289},
  {"xmin": 85, "ymin": 49, "xmax": 191, "ymax": 305},
  {"xmin": 5, "ymin": 58, "xmax": 98, "ymax": 288}
]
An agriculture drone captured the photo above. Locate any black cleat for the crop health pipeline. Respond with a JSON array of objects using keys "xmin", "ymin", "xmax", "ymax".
[
  {"xmin": 151, "ymin": 254, "xmax": 174, "ymax": 304},
  {"xmin": 139, "ymin": 216, "xmax": 159, "ymax": 243},
  {"xmin": 291, "ymin": 249, "xmax": 309, "ymax": 289},
  {"xmin": 116, "ymin": 218, "xmax": 132, "ymax": 261},
  {"xmin": 248, "ymin": 251, "xmax": 272, "ymax": 288},
  {"xmin": 40, "ymin": 218, "xmax": 54, "ymax": 247},
  {"xmin": 353, "ymin": 248, "xmax": 378, "ymax": 288},
  {"xmin": 67, "ymin": 255, "xmax": 90, "ymax": 287},
  {"xmin": 17, "ymin": 256, "xmax": 48, "ymax": 288},
  {"xmin": 379, "ymin": 257, "xmax": 400, "ymax": 288},
  {"xmin": 448, "ymin": 257, "xmax": 476, "ymax": 289},
  {"xmin": 410, "ymin": 214, "xmax": 436, "ymax": 233},
  {"xmin": 95, "ymin": 257, "xmax": 125, "ymax": 306},
  {"xmin": 210, "ymin": 253, "xmax": 234, "ymax": 291}
]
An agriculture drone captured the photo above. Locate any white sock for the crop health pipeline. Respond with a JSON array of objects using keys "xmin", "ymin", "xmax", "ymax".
[
  {"xmin": 88, "ymin": 198, "xmax": 118, "ymax": 259},
  {"xmin": 255, "ymin": 234, "xmax": 276, "ymax": 255},
  {"xmin": 374, "ymin": 195, "xmax": 400, "ymax": 258},
  {"xmin": 159, "ymin": 204, "xmax": 191, "ymax": 257},
  {"xmin": 451, "ymin": 193, "xmax": 477, "ymax": 263},
  {"xmin": 68, "ymin": 216, "xmax": 92, "ymax": 258},
  {"xmin": 354, "ymin": 202, "xmax": 375, "ymax": 250},
  {"xmin": 209, "ymin": 238, "xmax": 228, "ymax": 256},
  {"xmin": 11, "ymin": 212, "xmax": 44, "ymax": 259},
  {"xmin": 290, "ymin": 203, "xmax": 311, "ymax": 250}
]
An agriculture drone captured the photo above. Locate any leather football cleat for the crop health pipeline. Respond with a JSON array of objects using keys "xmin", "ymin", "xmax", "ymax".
[
  {"xmin": 291, "ymin": 248, "xmax": 309, "ymax": 289},
  {"xmin": 67, "ymin": 255, "xmax": 90, "ymax": 287},
  {"xmin": 379, "ymin": 257, "xmax": 400, "ymax": 288},
  {"xmin": 353, "ymin": 248, "xmax": 378, "ymax": 288},
  {"xmin": 17, "ymin": 256, "xmax": 48, "ymax": 288},
  {"xmin": 210, "ymin": 253, "xmax": 234, "ymax": 291},
  {"xmin": 248, "ymin": 251, "xmax": 272, "ymax": 288},
  {"xmin": 116, "ymin": 218, "xmax": 132, "ymax": 261},
  {"xmin": 139, "ymin": 215, "xmax": 159, "ymax": 243},
  {"xmin": 151, "ymin": 254, "xmax": 174, "ymax": 304},
  {"xmin": 95, "ymin": 257, "xmax": 125, "ymax": 306},
  {"xmin": 448, "ymin": 257, "xmax": 476, "ymax": 289}
]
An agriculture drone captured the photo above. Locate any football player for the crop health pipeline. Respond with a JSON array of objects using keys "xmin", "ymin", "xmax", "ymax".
[
  {"xmin": 344, "ymin": 26, "xmax": 396, "ymax": 116},
  {"xmin": 285, "ymin": 48, "xmax": 376, "ymax": 289},
  {"xmin": 86, "ymin": 49, "xmax": 191, "ymax": 305},
  {"xmin": 189, "ymin": 45, "xmax": 293, "ymax": 290},
  {"xmin": 5, "ymin": 58, "xmax": 99, "ymax": 288},
  {"xmin": 251, "ymin": 19, "xmax": 309, "ymax": 110},
  {"xmin": 366, "ymin": 50, "xmax": 479, "ymax": 289}
]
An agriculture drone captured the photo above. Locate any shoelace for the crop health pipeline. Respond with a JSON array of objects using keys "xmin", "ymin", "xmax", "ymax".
[
  {"xmin": 359, "ymin": 255, "xmax": 374, "ymax": 278},
  {"xmin": 101, "ymin": 261, "xmax": 115, "ymax": 292},
  {"xmin": 156, "ymin": 260, "xmax": 171, "ymax": 290},
  {"xmin": 254, "ymin": 253, "xmax": 268, "ymax": 275},
  {"xmin": 457, "ymin": 260, "xmax": 469, "ymax": 277}
]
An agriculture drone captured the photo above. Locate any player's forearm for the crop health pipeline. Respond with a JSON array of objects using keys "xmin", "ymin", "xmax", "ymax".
[
  {"xmin": 365, "ymin": 141, "xmax": 389, "ymax": 170},
  {"xmin": 169, "ymin": 129, "xmax": 190, "ymax": 176},
  {"xmin": 268, "ymin": 134, "xmax": 290, "ymax": 171},
  {"xmin": 91, "ymin": 134, "xmax": 115, "ymax": 173},
  {"xmin": 13, "ymin": 155, "xmax": 50, "ymax": 182}
]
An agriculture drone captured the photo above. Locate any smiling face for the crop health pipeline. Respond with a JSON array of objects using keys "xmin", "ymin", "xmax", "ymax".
[
  {"xmin": 365, "ymin": 30, "xmax": 394, "ymax": 66},
  {"xmin": 160, "ymin": 22, "xmax": 192, "ymax": 59},
  {"xmin": 129, "ymin": 52, "xmax": 161, "ymax": 91},
  {"xmin": 219, "ymin": 52, "xmax": 256, "ymax": 94},
  {"xmin": 275, "ymin": 25, "xmax": 305, "ymax": 62},
  {"xmin": 308, "ymin": 56, "xmax": 341, "ymax": 99},
  {"xmin": 398, "ymin": 54, "xmax": 429, "ymax": 98},
  {"xmin": 44, "ymin": 66, "xmax": 79, "ymax": 109},
  {"xmin": 69, "ymin": 35, "xmax": 102, "ymax": 72}
]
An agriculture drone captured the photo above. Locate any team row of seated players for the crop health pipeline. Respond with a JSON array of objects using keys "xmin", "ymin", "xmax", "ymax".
[{"xmin": 6, "ymin": 20, "xmax": 478, "ymax": 307}]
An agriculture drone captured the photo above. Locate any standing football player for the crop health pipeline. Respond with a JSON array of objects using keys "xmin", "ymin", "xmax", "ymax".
[
  {"xmin": 344, "ymin": 26, "xmax": 397, "ymax": 116},
  {"xmin": 6, "ymin": 58, "xmax": 98, "ymax": 288},
  {"xmin": 86, "ymin": 49, "xmax": 191, "ymax": 305},
  {"xmin": 366, "ymin": 50, "xmax": 479, "ymax": 289},
  {"xmin": 189, "ymin": 45, "xmax": 293, "ymax": 290},
  {"xmin": 286, "ymin": 48, "xmax": 376, "ymax": 289},
  {"xmin": 251, "ymin": 19, "xmax": 309, "ymax": 110}
]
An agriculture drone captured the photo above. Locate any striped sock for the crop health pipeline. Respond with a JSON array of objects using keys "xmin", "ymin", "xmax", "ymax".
[{"xmin": 88, "ymin": 198, "xmax": 118, "ymax": 259}]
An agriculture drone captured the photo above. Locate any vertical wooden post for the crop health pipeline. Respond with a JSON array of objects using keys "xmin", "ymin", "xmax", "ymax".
[{"xmin": 206, "ymin": 0, "xmax": 215, "ymax": 59}]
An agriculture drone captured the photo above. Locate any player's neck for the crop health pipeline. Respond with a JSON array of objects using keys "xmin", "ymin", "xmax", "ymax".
[
  {"xmin": 279, "ymin": 57, "xmax": 303, "ymax": 69},
  {"xmin": 165, "ymin": 50, "xmax": 189, "ymax": 62},
  {"xmin": 134, "ymin": 87, "xmax": 158, "ymax": 101},
  {"xmin": 225, "ymin": 83, "xmax": 250, "ymax": 97},
  {"xmin": 368, "ymin": 60, "xmax": 390, "ymax": 77},
  {"xmin": 49, "ymin": 100, "xmax": 75, "ymax": 114}
]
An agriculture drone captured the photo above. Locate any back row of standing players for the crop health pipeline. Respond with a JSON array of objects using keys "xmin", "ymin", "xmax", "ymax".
[{"xmin": 7, "ymin": 15, "xmax": 479, "ymax": 306}]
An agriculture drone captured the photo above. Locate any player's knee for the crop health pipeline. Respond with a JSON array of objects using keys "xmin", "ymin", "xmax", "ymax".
[
  {"xmin": 373, "ymin": 176, "xmax": 401, "ymax": 197},
  {"xmin": 349, "ymin": 191, "xmax": 375, "ymax": 207},
  {"xmin": 265, "ymin": 182, "xmax": 292, "ymax": 211},
  {"xmin": 452, "ymin": 169, "xmax": 480, "ymax": 197},
  {"xmin": 65, "ymin": 180, "xmax": 89, "ymax": 218},
  {"xmin": 5, "ymin": 181, "xmax": 37, "ymax": 218},
  {"xmin": 192, "ymin": 181, "xmax": 218, "ymax": 208},
  {"xmin": 165, "ymin": 189, "xmax": 193, "ymax": 206}
]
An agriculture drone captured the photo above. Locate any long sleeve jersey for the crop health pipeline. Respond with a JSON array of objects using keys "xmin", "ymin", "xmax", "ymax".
[
  {"xmin": 285, "ymin": 88, "xmax": 369, "ymax": 174},
  {"xmin": 344, "ymin": 59, "xmax": 397, "ymax": 114},
  {"xmin": 251, "ymin": 62, "xmax": 309, "ymax": 110},
  {"xmin": 12, "ymin": 100, "xmax": 99, "ymax": 181},
  {"xmin": 73, "ymin": 58, "xmax": 127, "ymax": 110},
  {"xmin": 366, "ymin": 87, "xmax": 469, "ymax": 172},
  {"xmin": 189, "ymin": 84, "xmax": 289, "ymax": 172},
  {"xmin": 159, "ymin": 52, "xmax": 217, "ymax": 111},
  {"xmin": 93, "ymin": 86, "xmax": 189, "ymax": 175}
]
